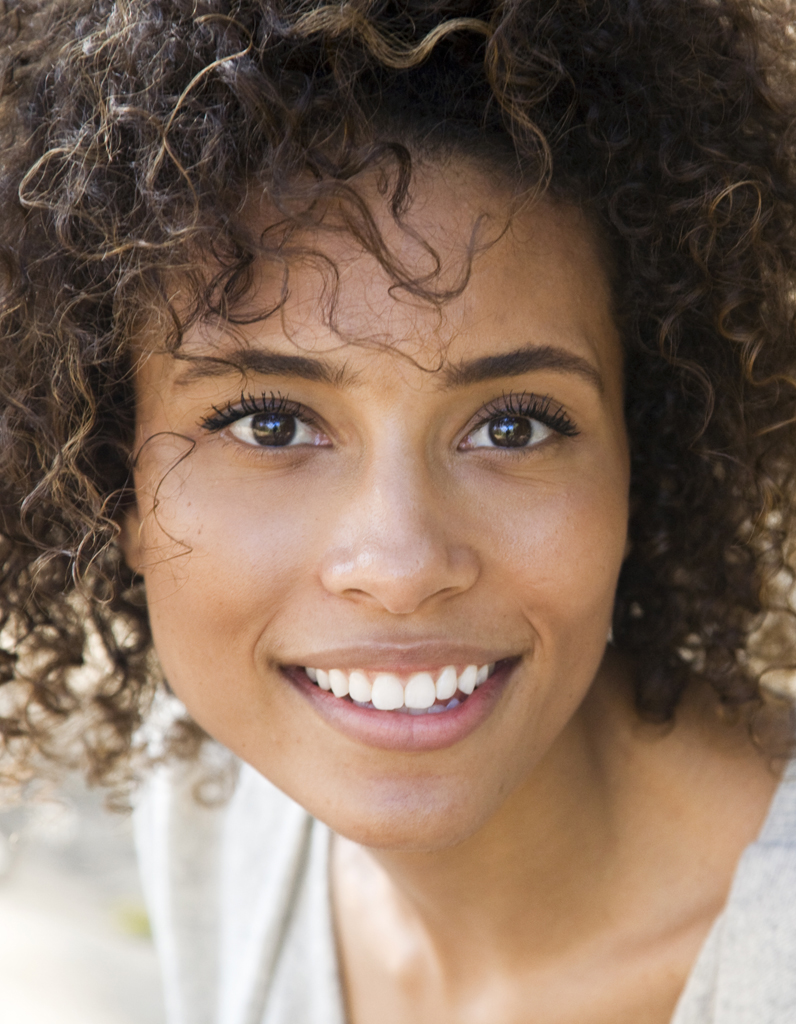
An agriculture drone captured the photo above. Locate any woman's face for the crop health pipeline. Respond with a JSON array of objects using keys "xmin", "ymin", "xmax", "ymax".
[{"xmin": 123, "ymin": 169, "xmax": 630, "ymax": 850}]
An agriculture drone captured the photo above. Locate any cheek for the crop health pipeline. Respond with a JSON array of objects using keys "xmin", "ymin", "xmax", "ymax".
[
  {"xmin": 462, "ymin": 468, "xmax": 627, "ymax": 775},
  {"xmin": 473, "ymin": 465, "xmax": 627, "ymax": 629},
  {"xmin": 134, "ymin": 450, "xmax": 325, "ymax": 692},
  {"xmin": 139, "ymin": 445, "xmax": 627, "ymax": 694}
]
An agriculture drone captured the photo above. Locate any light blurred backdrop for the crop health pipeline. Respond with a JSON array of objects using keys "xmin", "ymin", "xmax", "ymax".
[{"xmin": 0, "ymin": 775, "xmax": 165, "ymax": 1024}]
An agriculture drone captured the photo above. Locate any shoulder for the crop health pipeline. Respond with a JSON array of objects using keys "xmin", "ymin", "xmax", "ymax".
[
  {"xmin": 133, "ymin": 743, "xmax": 319, "ymax": 1024},
  {"xmin": 134, "ymin": 742, "xmax": 311, "ymax": 879},
  {"xmin": 675, "ymin": 760, "xmax": 796, "ymax": 1024}
]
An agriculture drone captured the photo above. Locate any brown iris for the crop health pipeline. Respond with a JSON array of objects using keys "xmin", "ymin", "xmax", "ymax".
[
  {"xmin": 488, "ymin": 416, "xmax": 532, "ymax": 447},
  {"xmin": 251, "ymin": 413, "xmax": 297, "ymax": 446}
]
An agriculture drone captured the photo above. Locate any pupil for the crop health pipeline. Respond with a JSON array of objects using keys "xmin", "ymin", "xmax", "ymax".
[
  {"xmin": 250, "ymin": 413, "xmax": 296, "ymax": 446},
  {"xmin": 489, "ymin": 415, "xmax": 532, "ymax": 447}
]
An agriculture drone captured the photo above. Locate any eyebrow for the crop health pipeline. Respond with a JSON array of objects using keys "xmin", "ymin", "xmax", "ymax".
[
  {"xmin": 442, "ymin": 345, "xmax": 604, "ymax": 393},
  {"xmin": 173, "ymin": 349, "xmax": 353, "ymax": 387},
  {"xmin": 173, "ymin": 342, "xmax": 603, "ymax": 393}
]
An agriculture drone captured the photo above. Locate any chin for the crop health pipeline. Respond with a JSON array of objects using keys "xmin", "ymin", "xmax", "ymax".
[{"xmin": 300, "ymin": 776, "xmax": 507, "ymax": 852}]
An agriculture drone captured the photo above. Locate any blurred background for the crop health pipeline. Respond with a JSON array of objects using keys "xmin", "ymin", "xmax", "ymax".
[{"xmin": 0, "ymin": 775, "xmax": 165, "ymax": 1024}]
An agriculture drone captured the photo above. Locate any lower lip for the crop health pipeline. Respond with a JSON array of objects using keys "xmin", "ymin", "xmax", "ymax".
[{"xmin": 284, "ymin": 660, "xmax": 517, "ymax": 752}]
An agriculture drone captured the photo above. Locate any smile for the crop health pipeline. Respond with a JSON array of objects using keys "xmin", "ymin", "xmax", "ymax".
[
  {"xmin": 302, "ymin": 664, "xmax": 496, "ymax": 713},
  {"xmin": 286, "ymin": 658, "xmax": 517, "ymax": 751}
]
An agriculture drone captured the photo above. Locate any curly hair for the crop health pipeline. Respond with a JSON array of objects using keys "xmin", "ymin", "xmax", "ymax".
[{"xmin": 0, "ymin": 0, "xmax": 795, "ymax": 790}]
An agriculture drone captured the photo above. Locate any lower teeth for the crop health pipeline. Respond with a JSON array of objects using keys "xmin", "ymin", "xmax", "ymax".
[{"xmin": 350, "ymin": 696, "xmax": 463, "ymax": 714}]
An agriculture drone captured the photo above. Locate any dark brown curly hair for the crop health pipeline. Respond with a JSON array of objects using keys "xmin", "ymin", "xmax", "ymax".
[{"xmin": 0, "ymin": 0, "xmax": 795, "ymax": 791}]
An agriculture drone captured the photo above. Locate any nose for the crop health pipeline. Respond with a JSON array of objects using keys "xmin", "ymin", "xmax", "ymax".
[{"xmin": 319, "ymin": 452, "xmax": 480, "ymax": 615}]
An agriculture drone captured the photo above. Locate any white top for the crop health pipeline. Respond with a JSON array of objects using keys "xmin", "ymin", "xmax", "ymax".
[{"xmin": 134, "ymin": 749, "xmax": 796, "ymax": 1024}]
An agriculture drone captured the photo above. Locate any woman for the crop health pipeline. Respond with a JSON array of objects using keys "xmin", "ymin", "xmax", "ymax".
[{"xmin": 1, "ymin": 1, "xmax": 796, "ymax": 1022}]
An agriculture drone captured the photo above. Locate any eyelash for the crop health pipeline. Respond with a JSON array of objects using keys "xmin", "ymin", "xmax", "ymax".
[
  {"xmin": 200, "ymin": 392, "xmax": 314, "ymax": 432},
  {"xmin": 473, "ymin": 393, "xmax": 580, "ymax": 438},
  {"xmin": 199, "ymin": 390, "xmax": 580, "ymax": 440}
]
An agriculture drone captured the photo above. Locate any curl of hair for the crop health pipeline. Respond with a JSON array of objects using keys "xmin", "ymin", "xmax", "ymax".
[{"xmin": 0, "ymin": 0, "xmax": 795, "ymax": 788}]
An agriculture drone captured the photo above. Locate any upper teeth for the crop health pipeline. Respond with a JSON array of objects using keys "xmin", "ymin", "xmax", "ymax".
[{"xmin": 303, "ymin": 664, "xmax": 494, "ymax": 710}]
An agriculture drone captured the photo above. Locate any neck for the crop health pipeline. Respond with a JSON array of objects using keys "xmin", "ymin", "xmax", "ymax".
[
  {"xmin": 335, "ymin": 682, "xmax": 621, "ymax": 969},
  {"xmin": 333, "ymin": 667, "xmax": 779, "ymax": 979}
]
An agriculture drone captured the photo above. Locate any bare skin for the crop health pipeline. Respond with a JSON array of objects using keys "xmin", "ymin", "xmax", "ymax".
[
  {"xmin": 333, "ymin": 674, "xmax": 778, "ymax": 1024},
  {"xmin": 121, "ymin": 164, "xmax": 781, "ymax": 1024}
]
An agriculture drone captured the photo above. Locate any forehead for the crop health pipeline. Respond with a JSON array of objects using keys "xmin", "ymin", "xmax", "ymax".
[{"xmin": 152, "ymin": 168, "xmax": 620, "ymax": 395}]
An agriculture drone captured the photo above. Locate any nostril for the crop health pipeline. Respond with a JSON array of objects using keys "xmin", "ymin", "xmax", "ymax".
[{"xmin": 320, "ymin": 541, "xmax": 480, "ymax": 615}]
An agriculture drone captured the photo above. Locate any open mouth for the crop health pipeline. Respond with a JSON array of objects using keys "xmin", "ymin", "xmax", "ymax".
[
  {"xmin": 299, "ymin": 663, "xmax": 496, "ymax": 714},
  {"xmin": 287, "ymin": 658, "xmax": 517, "ymax": 751}
]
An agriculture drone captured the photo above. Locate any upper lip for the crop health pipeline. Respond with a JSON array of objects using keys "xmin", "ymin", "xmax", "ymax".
[{"xmin": 281, "ymin": 641, "xmax": 518, "ymax": 672}]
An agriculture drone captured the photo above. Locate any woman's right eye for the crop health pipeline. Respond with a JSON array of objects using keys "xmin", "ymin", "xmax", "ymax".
[{"xmin": 228, "ymin": 412, "xmax": 328, "ymax": 448}]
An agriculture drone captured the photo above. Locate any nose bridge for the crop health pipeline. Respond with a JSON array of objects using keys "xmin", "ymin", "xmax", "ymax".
[{"xmin": 319, "ymin": 439, "xmax": 478, "ymax": 614}]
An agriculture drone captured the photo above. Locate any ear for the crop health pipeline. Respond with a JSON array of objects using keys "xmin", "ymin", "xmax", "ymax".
[{"xmin": 117, "ymin": 503, "xmax": 144, "ymax": 574}]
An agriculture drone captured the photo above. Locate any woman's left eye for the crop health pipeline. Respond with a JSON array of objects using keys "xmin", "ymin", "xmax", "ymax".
[
  {"xmin": 228, "ymin": 412, "xmax": 326, "ymax": 448},
  {"xmin": 462, "ymin": 414, "xmax": 553, "ymax": 450}
]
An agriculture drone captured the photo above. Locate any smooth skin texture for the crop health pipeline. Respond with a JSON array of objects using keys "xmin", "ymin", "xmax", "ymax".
[{"xmin": 121, "ymin": 167, "xmax": 780, "ymax": 1024}]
